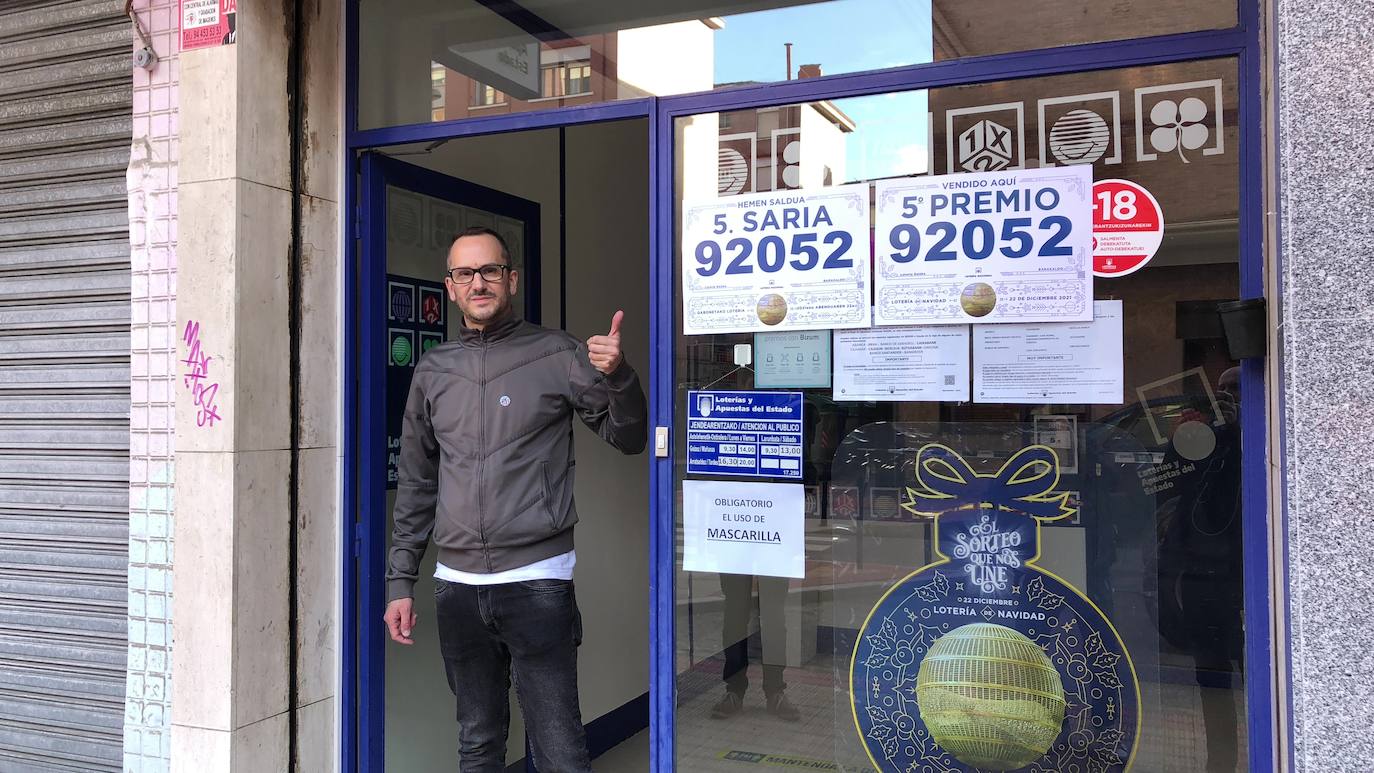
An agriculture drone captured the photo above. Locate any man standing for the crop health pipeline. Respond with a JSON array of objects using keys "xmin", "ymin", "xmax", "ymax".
[{"xmin": 383, "ymin": 226, "xmax": 647, "ymax": 772}]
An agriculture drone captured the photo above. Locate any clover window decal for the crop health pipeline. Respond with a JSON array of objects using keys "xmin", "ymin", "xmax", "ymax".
[{"xmin": 1148, "ymin": 97, "xmax": 1210, "ymax": 163}]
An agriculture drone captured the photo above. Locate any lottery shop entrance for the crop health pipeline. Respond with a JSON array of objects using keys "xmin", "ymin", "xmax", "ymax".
[{"xmin": 345, "ymin": 2, "xmax": 1271, "ymax": 770}]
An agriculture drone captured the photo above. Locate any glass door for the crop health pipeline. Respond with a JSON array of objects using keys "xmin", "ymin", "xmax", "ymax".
[{"xmin": 664, "ymin": 58, "xmax": 1255, "ymax": 772}]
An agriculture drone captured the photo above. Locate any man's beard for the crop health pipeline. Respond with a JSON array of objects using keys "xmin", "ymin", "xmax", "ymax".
[{"xmin": 461, "ymin": 292, "xmax": 509, "ymax": 324}]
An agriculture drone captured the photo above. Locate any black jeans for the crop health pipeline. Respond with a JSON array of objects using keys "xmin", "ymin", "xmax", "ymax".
[{"xmin": 433, "ymin": 577, "xmax": 590, "ymax": 773}]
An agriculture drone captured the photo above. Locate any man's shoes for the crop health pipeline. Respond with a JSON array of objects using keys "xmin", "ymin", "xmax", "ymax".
[
  {"xmin": 710, "ymin": 691, "xmax": 744, "ymax": 719},
  {"xmin": 766, "ymin": 692, "xmax": 800, "ymax": 722}
]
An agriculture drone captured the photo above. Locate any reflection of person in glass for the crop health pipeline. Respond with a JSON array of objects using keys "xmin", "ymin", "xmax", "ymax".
[
  {"xmin": 711, "ymin": 573, "xmax": 799, "ymax": 721},
  {"xmin": 1158, "ymin": 366, "xmax": 1243, "ymax": 772}
]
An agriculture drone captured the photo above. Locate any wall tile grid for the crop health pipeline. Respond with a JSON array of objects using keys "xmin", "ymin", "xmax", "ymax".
[
  {"xmin": 1276, "ymin": 0, "xmax": 1374, "ymax": 769},
  {"xmin": 126, "ymin": 2, "xmax": 180, "ymax": 770}
]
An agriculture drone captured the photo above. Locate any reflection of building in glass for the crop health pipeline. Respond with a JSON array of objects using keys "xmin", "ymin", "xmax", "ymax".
[
  {"xmin": 430, "ymin": 20, "xmax": 721, "ymax": 120},
  {"xmin": 714, "ymin": 91, "xmax": 855, "ymax": 196},
  {"xmin": 928, "ymin": 0, "xmax": 1234, "ymax": 60}
]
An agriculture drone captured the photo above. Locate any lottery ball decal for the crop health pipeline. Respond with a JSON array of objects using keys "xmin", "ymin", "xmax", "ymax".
[
  {"xmin": 960, "ymin": 282, "xmax": 997, "ymax": 317},
  {"xmin": 916, "ymin": 623, "xmax": 1066, "ymax": 770},
  {"xmin": 756, "ymin": 293, "xmax": 789, "ymax": 326}
]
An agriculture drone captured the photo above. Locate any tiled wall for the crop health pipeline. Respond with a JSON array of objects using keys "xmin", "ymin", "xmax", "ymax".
[{"xmin": 125, "ymin": 1, "xmax": 180, "ymax": 769}]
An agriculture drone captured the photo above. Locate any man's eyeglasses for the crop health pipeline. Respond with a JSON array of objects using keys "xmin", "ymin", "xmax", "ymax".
[{"xmin": 446, "ymin": 264, "xmax": 510, "ymax": 284}]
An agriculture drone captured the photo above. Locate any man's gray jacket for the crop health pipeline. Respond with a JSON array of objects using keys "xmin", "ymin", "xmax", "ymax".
[{"xmin": 385, "ymin": 311, "xmax": 647, "ymax": 602}]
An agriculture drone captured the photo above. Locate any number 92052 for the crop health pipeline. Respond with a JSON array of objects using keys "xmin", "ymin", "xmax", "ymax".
[
  {"xmin": 694, "ymin": 232, "xmax": 854, "ymax": 276},
  {"xmin": 887, "ymin": 216, "xmax": 1073, "ymax": 263}
]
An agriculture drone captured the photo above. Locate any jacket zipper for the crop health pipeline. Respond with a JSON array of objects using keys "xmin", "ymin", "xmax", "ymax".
[
  {"xmin": 478, "ymin": 333, "xmax": 490, "ymax": 571},
  {"xmin": 541, "ymin": 462, "xmax": 555, "ymax": 528}
]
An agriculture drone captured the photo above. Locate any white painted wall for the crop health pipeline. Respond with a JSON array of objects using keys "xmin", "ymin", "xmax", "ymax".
[{"xmin": 563, "ymin": 119, "xmax": 652, "ymax": 727}]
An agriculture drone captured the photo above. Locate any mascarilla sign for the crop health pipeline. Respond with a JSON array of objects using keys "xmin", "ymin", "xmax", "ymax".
[
  {"xmin": 851, "ymin": 444, "xmax": 1140, "ymax": 772},
  {"xmin": 682, "ymin": 480, "xmax": 804, "ymax": 579}
]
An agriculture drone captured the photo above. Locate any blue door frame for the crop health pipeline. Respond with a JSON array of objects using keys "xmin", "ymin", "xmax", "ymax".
[{"xmin": 342, "ymin": 3, "xmax": 1276, "ymax": 770}]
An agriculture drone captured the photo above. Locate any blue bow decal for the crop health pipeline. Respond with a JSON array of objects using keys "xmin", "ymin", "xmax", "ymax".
[{"xmin": 902, "ymin": 443, "xmax": 1076, "ymax": 521}]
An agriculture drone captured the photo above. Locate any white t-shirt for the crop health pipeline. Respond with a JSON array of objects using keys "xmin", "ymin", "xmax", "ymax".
[{"xmin": 435, "ymin": 550, "xmax": 576, "ymax": 585}]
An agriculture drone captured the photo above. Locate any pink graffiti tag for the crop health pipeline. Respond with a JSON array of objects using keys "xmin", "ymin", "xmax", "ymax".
[{"xmin": 182, "ymin": 320, "xmax": 223, "ymax": 427}]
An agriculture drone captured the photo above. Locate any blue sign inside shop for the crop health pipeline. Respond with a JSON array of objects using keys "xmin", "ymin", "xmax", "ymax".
[{"xmin": 686, "ymin": 390, "xmax": 803, "ymax": 480}]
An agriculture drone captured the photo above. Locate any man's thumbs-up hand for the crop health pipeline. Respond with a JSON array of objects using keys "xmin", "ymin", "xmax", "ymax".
[{"xmin": 587, "ymin": 310, "xmax": 624, "ymax": 374}]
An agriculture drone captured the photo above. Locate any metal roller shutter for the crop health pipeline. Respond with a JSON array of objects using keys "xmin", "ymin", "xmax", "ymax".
[{"xmin": 0, "ymin": 0, "xmax": 132, "ymax": 770}]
